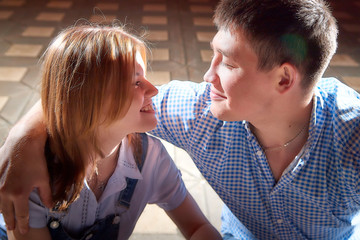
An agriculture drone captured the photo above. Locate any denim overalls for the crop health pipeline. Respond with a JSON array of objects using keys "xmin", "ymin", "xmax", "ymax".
[{"xmin": 0, "ymin": 133, "xmax": 148, "ymax": 240}]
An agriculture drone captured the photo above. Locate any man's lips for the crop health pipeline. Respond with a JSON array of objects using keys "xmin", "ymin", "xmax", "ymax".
[{"xmin": 210, "ymin": 89, "xmax": 227, "ymax": 100}]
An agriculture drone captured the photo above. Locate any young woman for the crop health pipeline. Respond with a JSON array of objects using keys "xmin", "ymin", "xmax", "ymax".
[{"xmin": 0, "ymin": 25, "xmax": 221, "ymax": 240}]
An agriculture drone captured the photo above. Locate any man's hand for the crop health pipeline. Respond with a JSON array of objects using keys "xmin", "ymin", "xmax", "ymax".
[{"xmin": 0, "ymin": 101, "xmax": 52, "ymax": 234}]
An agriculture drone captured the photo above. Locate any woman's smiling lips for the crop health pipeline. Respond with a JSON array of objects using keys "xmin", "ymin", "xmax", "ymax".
[{"xmin": 140, "ymin": 103, "xmax": 155, "ymax": 113}]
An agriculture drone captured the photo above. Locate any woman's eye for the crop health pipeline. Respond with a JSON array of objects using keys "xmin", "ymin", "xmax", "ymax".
[
  {"xmin": 135, "ymin": 69, "xmax": 145, "ymax": 77},
  {"xmin": 135, "ymin": 81, "xmax": 141, "ymax": 87}
]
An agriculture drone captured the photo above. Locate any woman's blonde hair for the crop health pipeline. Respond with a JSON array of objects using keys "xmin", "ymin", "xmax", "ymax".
[{"xmin": 41, "ymin": 25, "xmax": 147, "ymax": 210}]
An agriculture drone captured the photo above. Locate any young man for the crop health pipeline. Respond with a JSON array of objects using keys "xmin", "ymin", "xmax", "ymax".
[{"xmin": 1, "ymin": 0, "xmax": 360, "ymax": 239}]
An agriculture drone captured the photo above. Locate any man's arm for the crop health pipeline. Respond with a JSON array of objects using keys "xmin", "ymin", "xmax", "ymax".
[
  {"xmin": 150, "ymin": 80, "xmax": 210, "ymax": 149},
  {"xmin": 7, "ymin": 227, "xmax": 51, "ymax": 240},
  {"xmin": 0, "ymin": 101, "xmax": 51, "ymax": 234}
]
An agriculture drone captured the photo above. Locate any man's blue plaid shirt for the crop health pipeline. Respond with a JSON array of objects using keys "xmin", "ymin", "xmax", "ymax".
[{"xmin": 150, "ymin": 77, "xmax": 360, "ymax": 240}]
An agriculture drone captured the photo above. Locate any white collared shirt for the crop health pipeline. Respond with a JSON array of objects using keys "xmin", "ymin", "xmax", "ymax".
[{"xmin": 0, "ymin": 135, "xmax": 186, "ymax": 239}]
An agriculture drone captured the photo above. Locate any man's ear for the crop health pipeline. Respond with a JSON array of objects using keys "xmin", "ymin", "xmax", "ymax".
[{"xmin": 276, "ymin": 63, "xmax": 298, "ymax": 93}]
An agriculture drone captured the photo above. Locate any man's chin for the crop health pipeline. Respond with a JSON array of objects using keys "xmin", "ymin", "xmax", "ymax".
[
  {"xmin": 210, "ymin": 105, "xmax": 227, "ymax": 120},
  {"xmin": 210, "ymin": 105, "xmax": 242, "ymax": 122}
]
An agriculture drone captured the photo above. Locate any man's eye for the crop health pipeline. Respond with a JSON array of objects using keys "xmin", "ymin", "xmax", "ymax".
[{"xmin": 221, "ymin": 62, "xmax": 235, "ymax": 69}]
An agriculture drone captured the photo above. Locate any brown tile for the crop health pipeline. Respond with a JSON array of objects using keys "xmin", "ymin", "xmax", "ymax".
[
  {"xmin": 0, "ymin": 119, "xmax": 11, "ymax": 145},
  {"xmin": 190, "ymin": 5, "xmax": 213, "ymax": 13},
  {"xmin": 0, "ymin": 88, "xmax": 34, "ymax": 124},
  {"xmin": 333, "ymin": 11, "xmax": 353, "ymax": 20},
  {"xmin": 188, "ymin": 0, "xmax": 209, "ymax": 2},
  {"xmin": 147, "ymin": 71, "xmax": 170, "ymax": 85},
  {"xmin": 151, "ymin": 48, "xmax": 169, "ymax": 61},
  {"xmin": 330, "ymin": 54, "xmax": 359, "ymax": 67},
  {"xmin": 5, "ymin": 44, "xmax": 43, "ymax": 57},
  {"xmin": 36, "ymin": 12, "xmax": 65, "ymax": 21},
  {"xmin": 143, "ymin": 4, "xmax": 166, "ymax": 12},
  {"xmin": 145, "ymin": 30, "xmax": 168, "ymax": 41},
  {"xmin": 0, "ymin": 10, "xmax": 13, "ymax": 20},
  {"xmin": 22, "ymin": 26, "xmax": 55, "ymax": 37},
  {"xmin": 200, "ymin": 50, "xmax": 212, "ymax": 62},
  {"xmin": 342, "ymin": 24, "xmax": 360, "ymax": 33},
  {"xmin": 47, "ymin": 1, "xmax": 73, "ymax": 9},
  {"xmin": 0, "ymin": 67, "xmax": 28, "ymax": 81},
  {"xmin": 0, "ymin": 0, "xmax": 25, "ymax": 7},
  {"xmin": 142, "ymin": 16, "xmax": 167, "ymax": 25},
  {"xmin": 193, "ymin": 17, "xmax": 214, "ymax": 26},
  {"xmin": 94, "ymin": 3, "xmax": 119, "ymax": 11},
  {"xmin": 196, "ymin": 31, "xmax": 216, "ymax": 42},
  {"xmin": 89, "ymin": 15, "xmax": 117, "ymax": 23},
  {"xmin": 0, "ymin": 96, "xmax": 8, "ymax": 111}
]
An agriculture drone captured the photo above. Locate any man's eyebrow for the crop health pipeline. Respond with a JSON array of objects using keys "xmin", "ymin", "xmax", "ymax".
[{"xmin": 209, "ymin": 41, "xmax": 231, "ymax": 58}]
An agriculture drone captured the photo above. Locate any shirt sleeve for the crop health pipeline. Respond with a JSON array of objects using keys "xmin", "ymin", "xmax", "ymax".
[
  {"xmin": 146, "ymin": 136, "xmax": 187, "ymax": 211},
  {"xmin": 0, "ymin": 190, "xmax": 47, "ymax": 230},
  {"xmin": 28, "ymin": 190, "xmax": 48, "ymax": 228},
  {"xmin": 342, "ymin": 122, "xmax": 360, "ymax": 197},
  {"xmin": 150, "ymin": 80, "xmax": 211, "ymax": 150}
]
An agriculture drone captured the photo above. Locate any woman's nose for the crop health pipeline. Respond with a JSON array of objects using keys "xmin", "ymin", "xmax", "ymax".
[{"xmin": 143, "ymin": 78, "xmax": 158, "ymax": 97}]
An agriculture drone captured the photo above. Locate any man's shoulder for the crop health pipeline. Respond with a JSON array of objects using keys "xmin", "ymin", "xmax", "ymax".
[
  {"xmin": 315, "ymin": 78, "xmax": 360, "ymax": 149},
  {"xmin": 317, "ymin": 77, "xmax": 359, "ymax": 96},
  {"xmin": 316, "ymin": 77, "xmax": 360, "ymax": 107}
]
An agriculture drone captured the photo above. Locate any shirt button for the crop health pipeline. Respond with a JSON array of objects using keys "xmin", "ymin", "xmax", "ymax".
[
  {"xmin": 256, "ymin": 150, "xmax": 263, "ymax": 156},
  {"xmin": 277, "ymin": 219, "xmax": 283, "ymax": 224},
  {"xmin": 85, "ymin": 233, "xmax": 93, "ymax": 240},
  {"xmin": 49, "ymin": 220, "xmax": 59, "ymax": 229},
  {"xmin": 113, "ymin": 215, "xmax": 121, "ymax": 224}
]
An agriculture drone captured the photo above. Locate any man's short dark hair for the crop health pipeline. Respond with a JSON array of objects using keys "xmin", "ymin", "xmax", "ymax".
[{"xmin": 214, "ymin": 0, "xmax": 338, "ymax": 89}]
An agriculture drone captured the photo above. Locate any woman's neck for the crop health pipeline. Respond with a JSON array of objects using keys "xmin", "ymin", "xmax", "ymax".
[{"xmin": 86, "ymin": 143, "xmax": 122, "ymax": 200}]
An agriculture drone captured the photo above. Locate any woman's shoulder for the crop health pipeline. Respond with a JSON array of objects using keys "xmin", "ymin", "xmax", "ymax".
[
  {"xmin": 145, "ymin": 134, "xmax": 169, "ymax": 158},
  {"xmin": 142, "ymin": 134, "xmax": 176, "ymax": 170}
]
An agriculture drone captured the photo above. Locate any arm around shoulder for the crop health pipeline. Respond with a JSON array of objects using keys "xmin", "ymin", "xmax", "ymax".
[
  {"xmin": 0, "ymin": 100, "xmax": 51, "ymax": 233},
  {"xmin": 7, "ymin": 227, "xmax": 51, "ymax": 240}
]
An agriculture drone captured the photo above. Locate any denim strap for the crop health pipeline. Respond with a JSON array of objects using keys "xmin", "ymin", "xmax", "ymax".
[{"xmin": 117, "ymin": 133, "xmax": 148, "ymax": 208}]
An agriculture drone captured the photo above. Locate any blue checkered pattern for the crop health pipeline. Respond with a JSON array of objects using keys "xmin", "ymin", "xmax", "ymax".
[{"xmin": 150, "ymin": 78, "xmax": 360, "ymax": 240}]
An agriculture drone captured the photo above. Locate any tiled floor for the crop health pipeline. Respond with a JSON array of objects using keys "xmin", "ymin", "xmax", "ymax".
[{"xmin": 0, "ymin": 0, "xmax": 359, "ymax": 239}]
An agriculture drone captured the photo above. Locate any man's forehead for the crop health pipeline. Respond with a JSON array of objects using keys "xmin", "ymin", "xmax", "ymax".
[{"xmin": 211, "ymin": 29, "xmax": 241, "ymax": 57}]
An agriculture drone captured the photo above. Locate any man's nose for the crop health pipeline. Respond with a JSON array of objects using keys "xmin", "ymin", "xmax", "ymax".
[{"xmin": 203, "ymin": 65, "xmax": 218, "ymax": 83}]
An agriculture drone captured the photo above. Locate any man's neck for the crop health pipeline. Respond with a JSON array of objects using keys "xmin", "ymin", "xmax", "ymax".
[
  {"xmin": 250, "ymin": 91, "xmax": 314, "ymax": 150},
  {"xmin": 250, "ymin": 96, "xmax": 313, "ymax": 182}
]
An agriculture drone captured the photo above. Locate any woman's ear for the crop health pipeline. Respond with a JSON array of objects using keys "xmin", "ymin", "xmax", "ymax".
[{"xmin": 276, "ymin": 63, "xmax": 298, "ymax": 93}]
